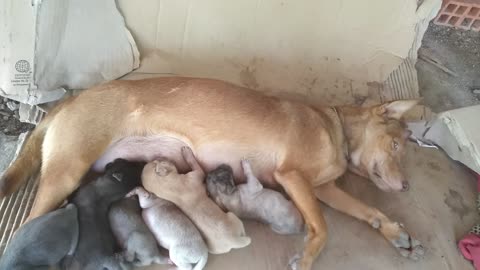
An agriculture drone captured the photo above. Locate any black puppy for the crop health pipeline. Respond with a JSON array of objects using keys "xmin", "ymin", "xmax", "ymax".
[
  {"xmin": 66, "ymin": 159, "xmax": 145, "ymax": 270},
  {"xmin": 0, "ymin": 203, "xmax": 78, "ymax": 270}
]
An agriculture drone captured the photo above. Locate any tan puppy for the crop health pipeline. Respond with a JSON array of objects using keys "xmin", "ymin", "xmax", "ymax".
[
  {"xmin": 0, "ymin": 77, "xmax": 423, "ymax": 270},
  {"xmin": 141, "ymin": 146, "xmax": 251, "ymax": 254}
]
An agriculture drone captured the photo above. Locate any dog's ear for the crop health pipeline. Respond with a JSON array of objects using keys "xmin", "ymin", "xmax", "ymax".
[
  {"xmin": 375, "ymin": 100, "xmax": 420, "ymax": 120},
  {"xmin": 403, "ymin": 129, "xmax": 412, "ymax": 139}
]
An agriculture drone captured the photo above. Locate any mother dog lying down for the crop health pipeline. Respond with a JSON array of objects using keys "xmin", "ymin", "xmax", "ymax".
[{"xmin": 0, "ymin": 77, "xmax": 423, "ymax": 270}]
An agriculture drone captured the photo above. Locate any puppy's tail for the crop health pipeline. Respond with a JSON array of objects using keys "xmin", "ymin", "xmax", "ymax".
[
  {"xmin": 193, "ymin": 253, "xmax": 209, "ymax": 270},
  {"xmin": 0, "ymin": 100, "xmax": 64, "ymax": 198}
]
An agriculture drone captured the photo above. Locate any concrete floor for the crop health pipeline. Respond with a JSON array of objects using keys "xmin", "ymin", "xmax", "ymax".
[
  {"xmin": 417, "ymin": 23, "xmax": 480, "ymax": 113},
  {"xmin": 139, "ymin": 143, "xmax": 477, "ymax": 270}
]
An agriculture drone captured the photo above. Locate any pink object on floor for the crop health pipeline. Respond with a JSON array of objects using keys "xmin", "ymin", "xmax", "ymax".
[{"xmin": 459, "ymin": 233, "xmax": 480, "ymax": 269}]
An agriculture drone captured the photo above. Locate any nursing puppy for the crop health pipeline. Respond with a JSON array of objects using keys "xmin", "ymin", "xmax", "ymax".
[
  {"xmin": 142, "ymin": 146, "xmax": 251, "ymax": 254},
  {"xmin": 67, "ymin": 159, "xmax": 145, "ymax": 270},
  {"xmin": 0, "ymin": 204, "xmax": 78, "ymax": 270},
  {"xmin": 127, "ymin": 186, "xmax": 208, "ymax": 270},
  {"xmin": 108, "ymin": 197, "xmax": 169, "ymax": 267},
  {"xmin": 207, "ymin": 160, "xmax": 304, "ymax": 234}
]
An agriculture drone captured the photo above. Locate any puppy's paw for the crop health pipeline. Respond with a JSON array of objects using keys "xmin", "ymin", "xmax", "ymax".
[
  {"xmin": 288, "ymin": 254, "xmax": 302, "ymax": 270},
  {"xmin": 125, "ymin": 187, "xmax": 139, "ymax": 198},
  {"xmin": 382, "ymin": 222, "xmax": 425, "ymax": 261}
]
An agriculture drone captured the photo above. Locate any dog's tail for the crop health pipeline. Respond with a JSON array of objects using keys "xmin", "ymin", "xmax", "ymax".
[
  {"xmin": 193, "ymin": 253, "xmax": 208, "ymax": 270},
  {"xmin": 0, "ymin": 99, "xmax": 68, "ymax": 198},
  {"xmin": 0, "ymin": 115, "xmax": 50, "ymax": 197}
]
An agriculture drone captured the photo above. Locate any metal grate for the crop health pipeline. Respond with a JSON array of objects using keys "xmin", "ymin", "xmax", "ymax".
[{"xmin": 0, "ymin": 177, "xmax": 37, "ymax": 255}]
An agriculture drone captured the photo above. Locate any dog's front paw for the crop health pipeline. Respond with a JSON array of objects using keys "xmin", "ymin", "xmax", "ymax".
[
  {"xmin": 382, "ymin": 222, "xmax": 425, "ymax": 261},
  {"xmin": 288, "ymin": 254, "xmax": 302, "ymax": 270}
]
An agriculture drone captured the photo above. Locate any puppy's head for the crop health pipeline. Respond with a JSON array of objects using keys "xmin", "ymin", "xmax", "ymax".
[
  {"xmin": 141, "ymin": 158, "xmax": 178, "ymax": 184},
  {"xmin": 154, "ymin": 159, "xmax": 178, "ymax": 176},
  {"xmin": 102, "ymin": 159, "xmax": 145, "ymax": 190},
  {"xmin": 206, "ymin": 164, "xmax": 237, "ymax": 198}
]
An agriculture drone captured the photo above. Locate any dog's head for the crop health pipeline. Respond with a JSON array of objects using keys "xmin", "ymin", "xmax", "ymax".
[{"xmin": 346, "ymin": 100, "xmax": 418, "ymax": 192}]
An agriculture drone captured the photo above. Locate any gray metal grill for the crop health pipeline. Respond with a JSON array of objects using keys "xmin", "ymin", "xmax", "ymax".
[{"xmin": 0, "ymin": 177, "xmax": 37, "ymax": 255}]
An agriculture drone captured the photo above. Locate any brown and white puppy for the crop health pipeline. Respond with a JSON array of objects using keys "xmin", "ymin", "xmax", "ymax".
[
  {"xmin": 206, "ymin": 160, "xmax": 304, "ymax": 235},
  {"xmin": 0, "ymin": 77, "xmax": 423, "ymax": 270},
  {"xmin": 141, "ymin": 147, "xmax": 251, "ymax": 254}
]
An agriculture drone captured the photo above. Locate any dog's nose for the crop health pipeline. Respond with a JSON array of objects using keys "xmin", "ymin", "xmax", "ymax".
[{"xmin": 401, "ymin": 181, "xmax": 410, "ymax": 191}]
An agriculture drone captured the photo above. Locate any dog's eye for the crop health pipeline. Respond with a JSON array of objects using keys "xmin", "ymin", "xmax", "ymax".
[{"xmin": 392, "ymin": 140, "xmax": 399, "ymax": 150}]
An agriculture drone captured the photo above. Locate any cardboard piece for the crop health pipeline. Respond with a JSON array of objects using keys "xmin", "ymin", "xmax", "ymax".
[
  {"xmin": 409, "ymin": 105, "xmax": 480, "ymax": 174},
  {"xmin": 425, "ymin": 105, "xmax": 480, "ymax": 174},
  {"xmin": 2, "ymin": 0, "xmax": 442, "ymax": 107},
  {"xmin": 0, "ymin": 0, "xmax": 140, "ymax": 105},
  {"xmin": 118, "ymin": 0, "xmax": 441, "ymax": 106},
  {"xmin": 18, "ymin": 103, "xmax": 45, "ymax": 125}
]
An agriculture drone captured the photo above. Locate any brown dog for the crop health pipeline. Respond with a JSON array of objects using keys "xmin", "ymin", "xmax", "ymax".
[{"xmin": 0, "ymin": 77, "xmax": 422, "ymax": 270}]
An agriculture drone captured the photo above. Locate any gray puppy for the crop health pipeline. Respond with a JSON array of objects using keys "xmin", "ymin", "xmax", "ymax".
[
  {"xmin": 0, "ymin": 204, "xmax": 78, "ymax": 270},
  {"xmin": 67, "ymin": 158, "xmax": 145, "ymax": 270},
  {"xmin": 109, "ymin": 197, "xmax": 170, "ymax": 267},
  {"xmin": 127, "ymin": 186, "xmax": 208, "ymax": 270},
  {"xmin": 206, "ymin": 160, "xmax": 304, "ymax": 235}
]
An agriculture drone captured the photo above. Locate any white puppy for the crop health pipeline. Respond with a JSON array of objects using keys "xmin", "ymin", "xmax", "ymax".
[
  {"xmin": 141, "ymin": 147, "xmax": 251, "ymax": 254},
  {"xmin": 127, "ymin": 186, "xmax": 208, "ymax": 270},
  {"xmin": 206, "ymin": 160, "xmax": 304, "ymax": 234}
]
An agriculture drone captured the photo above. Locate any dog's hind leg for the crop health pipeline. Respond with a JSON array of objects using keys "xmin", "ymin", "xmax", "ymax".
[
  {"xmin": 28, "ymin": 157, "xmax": 91, "ymax": 221},
  {"xmin": 27, "ymin": 127, "xmax": 113, "ymax": 221},
  {"xmin": 314, "ymin": 182, "xmax": 425, "ymax": 261},
  {"xmin": 274, "ymin": 170, "xmax": 327, "ymax": 270}
]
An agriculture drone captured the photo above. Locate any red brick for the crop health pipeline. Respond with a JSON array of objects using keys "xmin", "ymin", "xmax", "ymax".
[{"xmin": 434, "ymin": 0, "xmax": 480, "ymax": 31}]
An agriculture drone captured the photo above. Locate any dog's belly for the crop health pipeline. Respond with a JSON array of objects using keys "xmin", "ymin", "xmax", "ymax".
[{"xmin": 93, "ymin": 135, "xmax": 278, "ymax": 187}]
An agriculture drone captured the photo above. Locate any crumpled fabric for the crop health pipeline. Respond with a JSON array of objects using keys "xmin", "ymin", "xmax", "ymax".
[{"xmin": 459, "ymin": 233, "xmax": 480, "ymax": 269}]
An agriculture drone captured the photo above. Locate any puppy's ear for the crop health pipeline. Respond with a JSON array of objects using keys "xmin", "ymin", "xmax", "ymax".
[
  {"xmin": 155, "ymin": 165, "xmax": 169, "ymax": 176},
  {"xmin": 105, "ymin": 162, "xmax": 113, "ymax": 171},
  {"xmin": 112, "ymin": 172, "xmax": 123, "ymax": 182},
  {"xmin": 225, "ymin": 174, "xmax": 237, "ymax": 194},
  {"xmin": 225, "ymin": 184, "xmax": 237, "ymax": 195}
]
